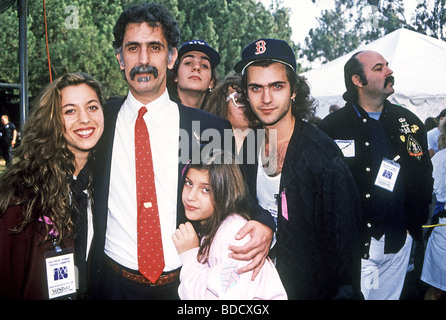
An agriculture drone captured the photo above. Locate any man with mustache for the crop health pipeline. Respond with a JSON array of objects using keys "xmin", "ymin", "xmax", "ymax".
[
  {"xmin": 130, "ymin": 64, "xmax": 159, "ymax": 82},
  {"xmin": 319, "ymin": 50, "xmax": 433, "ymax": 300},
  {"xmin": 89, "ymin": 3, "xmax": 274, "ymax": 300}
]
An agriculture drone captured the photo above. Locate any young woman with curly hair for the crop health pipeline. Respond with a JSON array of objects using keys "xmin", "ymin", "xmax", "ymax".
[{"xmin": 0, "ymin": 72, "xmax": 104, "ymax": 299}]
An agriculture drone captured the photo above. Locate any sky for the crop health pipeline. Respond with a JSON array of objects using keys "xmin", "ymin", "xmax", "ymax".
[{"xmin": 259, "ymin": 0, "xmax": 422, "ymax": 45}]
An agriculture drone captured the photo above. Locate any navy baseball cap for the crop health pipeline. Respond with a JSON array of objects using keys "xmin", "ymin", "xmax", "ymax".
[
  {"xmin": 178, "ymin": 39, "xmax": 221, "ymax": 68},
  {"xmin": 234, "ymin": 38, "xmax": 296, "ymax": 74}
]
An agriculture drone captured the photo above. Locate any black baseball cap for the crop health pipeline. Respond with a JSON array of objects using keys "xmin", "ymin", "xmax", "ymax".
[
  {"xmin": 178, "ymin": 39, "xmax": 221, "ymax": 68},
  {"xmin": 234, "ymin": 38, "xmax": 297, "ymax": 74}
]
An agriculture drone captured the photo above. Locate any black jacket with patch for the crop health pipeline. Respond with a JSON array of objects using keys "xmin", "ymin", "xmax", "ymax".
[{"xmin": 319, "ymin": 100, "xmax": 433, "ymax": 256}]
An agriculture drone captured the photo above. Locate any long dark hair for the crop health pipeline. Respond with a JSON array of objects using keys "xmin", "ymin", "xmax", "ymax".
[
  {"xmin": 167, "ymin": 58, "xmax": 219, "ymax": 109},
  {"xmin": 0, "ymin": 72, "xmax": 103, "ymax": 243},
  {"xmin": 205, "ymin": 72, "xmax": 258, "ymax": 127},
  {"xmin": 184, "ymin": 150, "xmax": 250, "ymax": 263},
  {"xmin": 240, "ymin": 60, "xmax": 316, "ymax": 123}
]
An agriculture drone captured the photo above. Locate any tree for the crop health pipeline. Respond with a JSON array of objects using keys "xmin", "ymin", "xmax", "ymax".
[
  {"xmin": 0, "ymin": 0, "xmax": 127, "ymax": 99},
  {"xmin": 413, "ymin": 0, "xmax": 446, "ymax": 40},
  {"xmin": 301, "ymin": 0, "xmax": 415, "ymax": 64},
  {"xmin": 299, "ymin": 2, "xmax": 362, "ymax": 64},
  {"xmin": 177, "ymin": 0, "xmax": 296, "ymax": 76},
  {"xmin": 0, "ymin": 0, "xmax": 295, "ymax": 103}
]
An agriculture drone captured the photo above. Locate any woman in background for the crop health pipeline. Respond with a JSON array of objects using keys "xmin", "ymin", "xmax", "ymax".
[{"xmin": 205, "ymin": 73, "xmax": 256, "ymax": 151}]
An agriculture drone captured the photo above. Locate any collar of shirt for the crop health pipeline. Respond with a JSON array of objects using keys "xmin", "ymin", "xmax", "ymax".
[
  {"xmin": 124, "ymin": 89, "xmax": 173, "ymax": 128},
  {"xmin": 352, "ymin": 101, "xmax": 389, "ymax": 120}
]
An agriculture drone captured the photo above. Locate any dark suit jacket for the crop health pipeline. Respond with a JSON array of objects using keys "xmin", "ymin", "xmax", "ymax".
[{"xmin": 88, "ymin": 96, "xmax": 232, "ymax": 298}]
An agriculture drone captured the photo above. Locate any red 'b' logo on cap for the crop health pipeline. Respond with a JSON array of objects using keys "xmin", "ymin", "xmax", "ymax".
[{"xmin": 255, "ymin": 40, "xmax": 266, "ymax": 55}]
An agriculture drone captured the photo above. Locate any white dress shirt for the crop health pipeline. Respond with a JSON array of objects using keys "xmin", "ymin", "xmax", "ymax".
[{"xmin": 104, "ymin": 89, "xmax": 182, "ymax": 271}]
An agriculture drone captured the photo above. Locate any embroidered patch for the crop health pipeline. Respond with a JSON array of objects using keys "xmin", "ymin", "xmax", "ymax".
[
  {"xmin": 399, "ymin": 118, "xmax": 411, "ymax": 134},
  {"xmin": 407, "ymin": 135, "xmax": 423, "ymax": 160},
  {"xmin": 255, "ymin": 40, "xmax": 267, "ymax": 55}
]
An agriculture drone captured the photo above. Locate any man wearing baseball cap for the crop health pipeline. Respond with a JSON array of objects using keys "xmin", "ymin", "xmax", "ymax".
[
  {"xmin": 235, "ymin": 38, "xmax": 364, "ymax": 299},
  {"xmin": 168, "ymin": 39, "xmax": 220, "ymax": 109}
]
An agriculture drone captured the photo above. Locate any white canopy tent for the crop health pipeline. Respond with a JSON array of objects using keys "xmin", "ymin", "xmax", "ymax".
[{"xmin": 302, "ymin": 28, "xmax": 446, "ymax": 122}]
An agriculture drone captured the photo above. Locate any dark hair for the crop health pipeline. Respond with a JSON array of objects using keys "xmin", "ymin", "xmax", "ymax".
[
  {"xmin": 342, "ymin": 51, "xmax": 368, "ymax": 102},
  {"xmin": 0, "ymin": 72, "xmax": 103, "ymax": 243},
  {"xmin": 204, "ymin": 73, "xmax": 258, "ymax": 127},
  {"xmin": 183, "ymin": 150, "xmax": 250, "ymax": 263},
  {"xmin": 113, "ymin": 3, "xmax": 180, "ymax": 53},
  {"xmin": 166, "ymin": 59, "xmax": 219, "ymax": 108},
  {"xmin": 203, "ymin": 73, "xmax": 238, "ymax": 118},
  {"xmin": 436, "ymin": 108, "xmax": 446, "ymax": 120},
  {"xmin": 240, "ymin": 60, "xmax": 316, "ymax": 123},
  {"xmin": 424, "ymin": 117, "xmax": 438, "ymax": 131},
  {"xmin": 438, "ymin": 119, "xmax": 446, "ymax": 150}
]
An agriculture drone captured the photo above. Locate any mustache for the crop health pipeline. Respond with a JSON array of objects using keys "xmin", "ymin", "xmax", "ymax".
[
  {"xmin": 130, "ymin": 65, "xmax": 159, "ymax": 81},
  {"xmin": 384, "ymin": 75, "xmax": 395, "ymax": 87}
]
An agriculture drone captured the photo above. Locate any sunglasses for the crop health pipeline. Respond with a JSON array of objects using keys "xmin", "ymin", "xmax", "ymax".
[{"xmin": 226, "ymin": 91, "xmax": 245, "ymax": 108}]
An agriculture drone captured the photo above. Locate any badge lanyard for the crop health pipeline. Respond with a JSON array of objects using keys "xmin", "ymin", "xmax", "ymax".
[
  {"xmin": 374, "ymin": 155, "xmax": 400, "ymax": 192},
  {"xmin": 43, "ymin": 234, "xmax": 77, "ymax": 299}
]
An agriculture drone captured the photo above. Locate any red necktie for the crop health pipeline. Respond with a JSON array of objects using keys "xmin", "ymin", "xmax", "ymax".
[{"xmin": 135, "ymin": 106, "xmax": 164, "ymax": 283}]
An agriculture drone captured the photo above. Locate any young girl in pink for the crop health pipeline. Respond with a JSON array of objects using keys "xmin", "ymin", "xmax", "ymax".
[{"xmin": 172, "ymin": 151, "xmax": 287, "ymax": 299}]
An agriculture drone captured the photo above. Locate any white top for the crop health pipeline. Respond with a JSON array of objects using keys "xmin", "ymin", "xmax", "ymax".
[
  {"xmin": 256, "ymin": 154, "xmax": 281, "ymax": 229},
  {"xmin": 104, "ymin": 89, "xmax": 181, "ymax": 271},
  {"xmin": 178, "ymin": 214, "xmax": 287, "ymax": 300},
  {"xmin": 432, "ymin": 148, "xmax": 446, "ymax": 202},
  {"xmin": 427, "ymin": 127, "xmax": 441, "ymax": 153}
]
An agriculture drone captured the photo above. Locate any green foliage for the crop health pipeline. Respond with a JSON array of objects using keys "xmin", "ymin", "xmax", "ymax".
[
  {"xmin": 413, "ymin": 0, "xmax": 446, "ymax": 40},
  {"xmin": 0, "ymin": 0, "xmax": 294, "ymax": 102},
  {"xmin": 302, "ymin": 0, "xmax": 445, "ymax": 64},
  {"xmin": 2, "ymin": 0, "xmax": 442, "ymax": 103},
  {"xmin": 176, "ymin": 0, "xmax": 295, "ymax": 77}
]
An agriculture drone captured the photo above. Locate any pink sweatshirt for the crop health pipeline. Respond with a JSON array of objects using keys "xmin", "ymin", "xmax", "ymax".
[{"xmin": 178, "ymin": 214, "xmax": 287, "ymax": 300}]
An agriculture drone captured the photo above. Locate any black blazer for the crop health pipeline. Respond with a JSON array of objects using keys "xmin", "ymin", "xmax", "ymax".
[{"xmin": 88, "ymin": 96, "xmax": 232, "ymax": 298}]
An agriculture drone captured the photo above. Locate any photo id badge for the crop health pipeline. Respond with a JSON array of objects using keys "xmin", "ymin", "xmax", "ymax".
[
  {"xmin": 45, "ymin": 247, "xmax": 76, "ymax": 299},
  {"xmin": 374, "ymin": 158, "xmax": 400, "ymax": 192}
]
